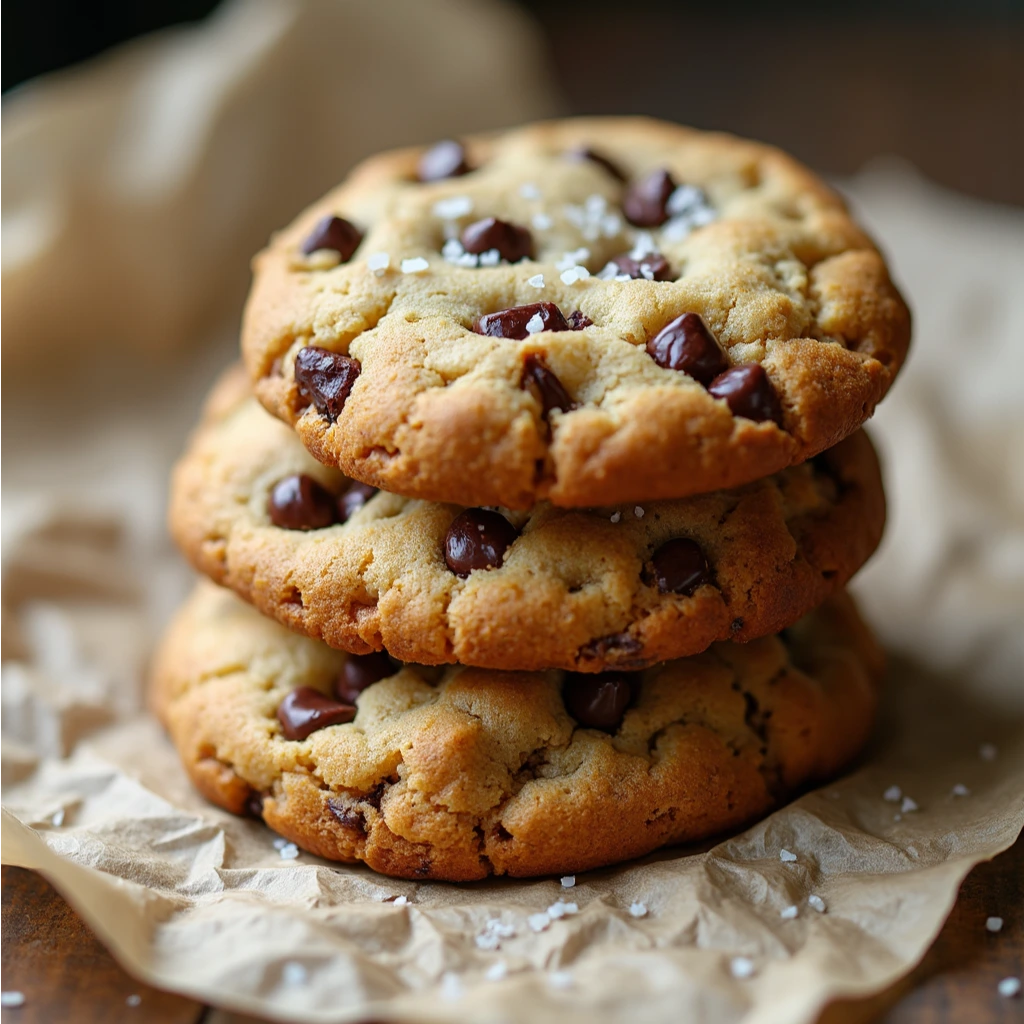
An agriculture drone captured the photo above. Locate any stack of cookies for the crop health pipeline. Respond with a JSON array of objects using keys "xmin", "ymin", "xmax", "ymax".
[{"xmin": 155, "ymin": 118, "xmax": 910, "ymax": 881}]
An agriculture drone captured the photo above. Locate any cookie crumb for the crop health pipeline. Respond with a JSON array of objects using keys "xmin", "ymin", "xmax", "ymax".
[
  {"xmin": 125, "ymin": 994, "xmax": 142, "ymax": 1007},
  {"xmin": 808, "ymin": 895, "xmax": 827, "ymax": 913},
  {"xmin": 629, "ymin": 902, "xmax": 648, "ymax": 918},
  {"xmin": 779, "ymin": 849, "xmax": 797, "ymax": 863},
  {"xmin": 485, "ymin": 961, "xmax": 509, "ymax": 982},
  {"xmin": 1, "ymin": 993, "xmax": 26, "ymax": 1008},
  {"xmin": 883, "ymin": 785, "xmax": 902, "ymax": 802},
  {"xmin": 433, "ymin": 196, "xmax": 473, "ymax": 220},
  {"xmin": 366, "ymin": 252, "xmax": 390, "ymax": 275},
  {"xmin": 952, "ymin": 783, "xmax": 970, "ymax": 797},
  {"xmin": 560, "ymin": 875, "xmax": 576, "ymax": 888},
  {"xmin": 997, "ymin": 977, "xmax": 1021, "ymax": 998},
  {"xmin": 780, "ymin": 905, "xmax": 799, "ymax": 920},
  {"xmin": 528, "ymin": 274, "xmax": 545, "ymax": 289},
  {"xmin": 730, "ymin": 957, "xmax": 755, "ymax": 979},
  {"xmin": 986, "ymin": 916, "xmax": 1004, "ymax": 933},
  {"xmin": 401, "ymin": 257, "xmax": 430, "ymax": 274},
  {"xmin": 980, "ymin": 743, "xmax": 998, "ymax": 761}
]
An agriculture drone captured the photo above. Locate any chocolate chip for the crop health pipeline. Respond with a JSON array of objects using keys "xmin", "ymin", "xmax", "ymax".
[
  {"xmin": 337, "ymin": 481, "xmax": 377, "ymax": 522},
  {"xmin": 245, "ymin": 791, "xmax": 265, "ymax": 819},
  {"xmin": 443, "ymin": 508, "xmax": 518, "ymax": 576},
  {"xmin": 327, "ymin": 796, "xmax": 366, "ymax": 833},
  {"xmin": 473, "ymin": 301, "xmax": 569, "ymax": 340},
  {"xmin": 646, "ymin": 313, "xmax": 728, "ymax": 384},
  {"xmin": 268, "ymin": 474, "xmax": 338, "ymax": 531},
  {"xmin": 707, "ymin": 363, "xmax": 783, "ymax": 424},
  {"xmin": 521, "ymin": 354, "xmax": 575, "ymax": 422},
  {"xmin": 609, "ymin": 252, "xmax": 672, "ymax": 281},
  {"xmin": 623, "ymin": 168, "xmax": 676, "ymax": 227},
  {"xmin": 648, "ymin": 538, "xmax": 712, "ymax": 596},
  {"xmin": 417, "ymin": 140, "xmax": 470, "ymax": 182},
  {"xmin": 562, "ymin": 672, "xmax": 635, "ymax": 731},
  {"xmin": 335, "ymin": 651, "xmax": 394, "ymax": 704},
  {"xmin": 294, "ymin": 346, "xmax": 361, "ymax": 422},
  {"xmin": 577, "ymin": 632, "xmax": 646, "ymax": 665},
  {"xmin": 460, "ymin": 217, "xmax": 533, "ymax": 262},
  {"xmin": 567, "ymin": 309, "xmax": 593, "ymax": 330},
  {"xmin": 300, "ymin": 215, "xmax": 363, "ymax": 260},
  {"xmin": 568, "ymin": 146, "xmax": 627, "ymax": 182},
  {"xmin": 277, "ymin": 686, "xmax": 356, "ymax": 740}
]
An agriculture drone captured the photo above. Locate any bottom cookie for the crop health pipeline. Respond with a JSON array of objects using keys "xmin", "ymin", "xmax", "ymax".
[{"xmin": 151, "ymin": 582, "xmax": 883, "ymax": 881}]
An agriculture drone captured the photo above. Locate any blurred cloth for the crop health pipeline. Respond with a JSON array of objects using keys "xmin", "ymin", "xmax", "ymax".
[
  {"xmin": 1, "ymin": 4, "xmax": 1023, "ymax": 1021},
  {"xmin": 1, "ymin": 0, "xmax": 558, "ymax": 379}
]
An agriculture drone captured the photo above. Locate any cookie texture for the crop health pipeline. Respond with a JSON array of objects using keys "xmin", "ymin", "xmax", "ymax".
[
  {"xmin": 171, "ymin": 368, "xmax": 886, "ymax": 672},
  {"xmin": 152, "ymin": 582, "xmax": 883, "ymax": 881},
  {"xmin": 242, "ymin": 117, "xmax": 910, "ymax": 509}
]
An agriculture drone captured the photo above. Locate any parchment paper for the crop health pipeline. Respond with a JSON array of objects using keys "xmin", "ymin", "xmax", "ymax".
[{"xmin": 2, "ymin": 4, "xmax": 1023, "ymax": 1020}]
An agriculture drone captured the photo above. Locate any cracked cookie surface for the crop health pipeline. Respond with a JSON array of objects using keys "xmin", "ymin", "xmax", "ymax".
[
  {"xmin": 152, "ymin": 582, "xmax": 883, "ymax": 881},
  {"xmin": 242, "ymin": 117, "xmax": 910, "ymax": 509},
  {"xmin": 171, "ymin": 368, "xmax": 885, "ymax": 672}
]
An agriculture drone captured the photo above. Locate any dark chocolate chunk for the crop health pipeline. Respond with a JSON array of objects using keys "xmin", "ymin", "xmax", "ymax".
[
  {"xmin": 562, "ymin": 672, "xmax": 635, "ymax": 731},
  {"xmin": 460, "ymin": 217, "xmax": 533, "ymax": 263},
  {"xmin": 609, "ymin": 251, "xmax": 672, "ymax": 281},
  {"xmin": 521, "ymin": 354, "xmax": 575, "ymax": 421},
  {"xmin": 648, "ymin": 538, "xmax": 712, "ymax": 596},
  {"xmin": 301, "ymin": 215, "xmax": 363, "ymax": 260},
  {"xmin": 245, "ymin": 791, "xmax": 265, "ymax": 819},
  {"xmin": 707, "ymin": 363, "xmax": 783, "ymax": 424},
  {"xmin": 443, "ymin": 508, "xmax": 518, "ymax": 576},
  {"xmin": 567, "ymin": 309, "xmax": 593, "ymax": 330},
  {"xmin": 417, "ymin": 140, "xmax": 470, "ymax": 182},
  {"xmin": 294, "ymin": 346, "xmax": 361, "ymax": 422},
  {"xmin": 646, "ymin": 313, "xmax": 728, "ymax": 383},
  {"xmin": 335, "ymin": 651, "xmax": 395, "ymax": 704},
  {"xmin": 623, "ymin": 168, "xmax": 676, "ymax": 227},
  {"xmin": 473, "ymin": 301, "xmax": 569, "ymax": 340},
  {"xmin": 268, "ymin": 474, "xmax": 338, "ymax": 531},
  {"xmin": 277, "ymin": 686, "xmax": 356, "ymax": 740},
  {"xmin": 327, "ymin": 796, "xmax": 367, "ymax": 833},
  {"xmin": 337, "ymin": 481, "xmax": 377, "ymax": 523}
]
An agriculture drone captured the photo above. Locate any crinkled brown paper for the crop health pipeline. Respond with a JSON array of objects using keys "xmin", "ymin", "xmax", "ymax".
[{"xmin": 2, "ymin": 4, "xmax": 1022, "ymax": 1020}]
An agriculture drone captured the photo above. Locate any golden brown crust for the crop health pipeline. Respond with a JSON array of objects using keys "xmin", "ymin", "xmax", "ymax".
[
  {"xmin": 170, "ymin": 368, "xmax": 886, "ymax": 672},
  {"xmin": 151, "ymin": 583, "xmax": 883, "ymax": 881},
  {"xmin": 241, "ymin": 116, "xmax": 910, "ymax": 508}
]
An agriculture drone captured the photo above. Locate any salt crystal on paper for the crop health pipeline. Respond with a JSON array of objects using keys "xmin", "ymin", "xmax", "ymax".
[
  {"xmin": 780, "ymin": 905, "xmax": 799, "ymax": 920},
  {"xmin": 883, "ymin": 785, "xmax": 902, "ymax": 802},
  {"xmin": 433, "ymin": 196, "xmax": 473, "ymax": 219},
  {"xmin": 730, "ymin": 957, "xmax": 756, "ymax": 979},
  {"xmin": 548, "ymin": 971, "xmax": 574, "ymax": 989},
  {"xmin": 282, "ymin": 962, "xmax": 307, "ymax": 986},
  {"xmin": 528, "ymin": 912, "xmax": 551, "ymax": 932},
  {"xmin": 366, "ymin": 252, "xmax": 390, "ymax": 274},
  {"xmin": 779, "ymin": 849, "xmax": 797, "ymax": 862},
  {"xmin": 440, "ymin": 972, "xmax": 464, "ymax": 1001},
  {"xmin": 392, "ymin": 895, "xmax": 408, "ymax": 906},
  {"xmin": 528, "ymin": 274, "xmax": 545, "ymax": 288},
  {"xmin": 279, "ymin": 843, "xmax": 300, "ymax": 860},
  {"xmin": 808, "ymin": 895, "xmax": 827, "ymax": 913},
  {"xmin": 401, "ymin": 257, "xmax": 430, "ymax": 274},
  {"xmin": 51, "ymin": 809, "xmax": 65, "ymax": 826},
  {"xmin": 272, "ymin": 837, "xmax": 287, "ymax": 849},
  {"xmin": 987, "ymin": 916, "xmax": 1004, "ymax": 932},
  {"xmin": 547, "ymin": 901, "xmax": 578, "ymax": 918},
  {"xmin": 1, "ymin": 993, "xmax": 26, "ymax": 1008},
  {"xmin": 907, "ymin": 846, "xmax": 919, "ymax": 858},
  {"xmin": 475, "ymin": 932, "xmax": 501, "ymax": 951},
  {"xmin": 525, "ymin": 313, "xmax": 545, "ymax": 334},
  {"xmin": 485, "ymin": 961, "xmax": 509, "ymax": 982},
  {"xmin": 980, "ymin": 743, "xmax": 998, "ymax": 761},
  {"xmin": 560, "ymin": 875, "xmax": 576, "ymax": 888},
  {"xmin": 629, "ymin": 902, "xmax": 648, "ymax": 918},
  {"xmin": 952, "ymin": 783, "xmax": 970, "ymax": 797},
  {"xmin": 997, "ymin": 977, "xmax": 1021, "ymax": 998},
  {"xmin": 901, "ymin": 796, "xmax": 919, "ymax": 813}
]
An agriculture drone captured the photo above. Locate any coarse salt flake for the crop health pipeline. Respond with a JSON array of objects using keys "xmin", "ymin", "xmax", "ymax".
[
  {"xmin": 883, "ymin": 785, "xmax": 902, "ymax": 802},
  {"xmin": 478, "ymin": 248, "xmax": 501, "ymax": 267},
  {"xmin": 367, "ymin": 252, "xmax": 390, "ymax": 274},
  {"xmin": 392, "ymin": 895, "xmax": 408, "ymax": 906},
  {"xmin": 980, "ymin": 743, "xmax": 998, "ymax": 761},
  {"xmin": 401, "ymin": 257, "xmax": 430, "ymax": 274},
  {"xmin": 525, "ymin": 313, "xmax": 545, "ymax": 334},
  {"xmin": 952, "ymin": 783, "xmax": 970, "ymax": 797},
  {"xmin": 987, "ymin": 916, "xmax": 1004, "ymax": 932},
  {"xmin": 520, "ymin": 182, "xmax": 542, "ymax": 200},
  {"xmin": 440, "ymin": 972, "xmax": 464, "ymax": 1001},
  {"xmin": 997, "ymin": 977, "xmax": 1021, "ymax": 998},
  {"xmin": 1, "ymin": 993, "xmax": 26, "ymax": 1008},
  {"xmin": 610, "ymin": 512, "xmax": 622, "ymax": 523},
  {"xmin": 532, "ymin": 212, "xmax": 553, "ymax": 231},
  {"xmin": 51, "ymin": 809, "xmax": 65, "ymax": 827},
  {"xmin": 279, "ymin": 843, "xmax": 300, "ymax": 860},
  {"xmin": 779, "ymin": 849, "xmax": 797, "ymax": 863},
  {"xmin": 547, "ymin": 901, "xmax": 578, "ymax": 919},
  {"xmin": 433, "ymin": 196, "xmax": 473, "ymax": 219},
  {"xmin": 528, "ymin": 912, "xmax": 552, "ymax": 932},
  {"xmin": 780, "ymin": 905, "xmax": 799, "ymax": 920},
  {"xmin": 282, "ymin": 962, "xmax": 308, "ymax": 986},
  {"xmin": 560, "ymin": 875, "xmax": 576, "ymax": 888},
  {"xmin": 485, "ymin": 961, "xmax": 509, "ymax": 982},
  {"xmin": 548, "ymin": 971, "xmax": 574, "ymax": 990},
  {"xmin": 901, "ymin": 796, "xmax": 919, "ymax": 813},
  {"xmin": 629, "ymin": 902, "xmax": 648, "ymax": 918},
  {"xmin": 730, "ymin": 957, "xmax": 756, "ymax": 980},
  {"xmin": 528, "ymin": 273, "xmax": 545, "ymax": 288},
  {"xmin": 808, "ymin": 895, "xmax": 827, "ymax": 913},
  {"xmin": 475, "ymin": 932, "xmax": 501, "ymax": 951},
  {"xmin": 272, "ymin": 837, "xmax": 287, "ymax": 850},
  {"xmin": 126, "ymin": 995, "xmax": 142, "ymax": 1007},
  {"xmin": 633, "ymin": 506, "xmax": 645, "ymax": 519}
]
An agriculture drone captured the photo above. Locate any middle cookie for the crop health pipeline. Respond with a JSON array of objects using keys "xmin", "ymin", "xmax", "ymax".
[{"xmin": 171, "ymin": 367, "xmax": 885, "ymax": 673}]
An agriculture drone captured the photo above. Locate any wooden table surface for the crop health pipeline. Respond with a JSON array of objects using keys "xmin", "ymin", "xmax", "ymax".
[{"xmin": 1, "ymin": 837, "xmax": 1021, "ymax": 1023}]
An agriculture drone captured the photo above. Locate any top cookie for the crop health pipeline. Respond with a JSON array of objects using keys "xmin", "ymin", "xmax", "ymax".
[{"xmin": 243, "ymin": 117, "xmax": 910, "ymax": 509}]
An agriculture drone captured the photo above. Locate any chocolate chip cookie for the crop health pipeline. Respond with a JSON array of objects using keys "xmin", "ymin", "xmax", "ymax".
[
  {"xmin": 169, "ymin": 367, "xmax": 885, "ymax": 672},
  {"xmin": 242, "ymin": 117, "xmax": 910, "ymax": 509},
  {"xmin": 152, "ymin": 581, "xmax": 883, "ymax": 881}
]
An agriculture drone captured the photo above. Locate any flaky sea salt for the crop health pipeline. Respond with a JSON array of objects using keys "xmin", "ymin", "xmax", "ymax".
[
  {"xmin": 633, "ymin": 506, "xmax": 645, "ymax": 519},
  {"xmin": 528, "ymin": 273, "xmax": 545, "ymax": 288},
  {"xmin": 808, "ymin": 895, "xmax": 827, "ymax": 913},
  {"xmin": 532, "ymin": 212, "xmax": 553, "ymax": 230},
  {"xmin": 278, "ymin": 843, "xmax": 299, "ymax": 860},
  {"xmin": 485, "ymin": 961, "xmax": 509, "ymax": 982},
  {"xmin": 1, "ymin": 993, "xmax": 26, "ymax": 1008},
  {"xmin": 366, "ymin": 252, "xmax": 390, "ymax": 274},
  {"xmin": 629, "ymin": 902, "xmax": 648, "ymax": 918},
  {"xmin": 51, "ymin": 809, "xmax": 65, "ymax": 827},
  {"xmin": 560, "ymin": 266, "xmax": 589, "ymax": 285},
  {"xmin": 401, "ymin": 257, "xmax": 430, "ymax": 274},
  {"xmin": 282, "ymin": 962, "xmax": 308, "ymax": 986},
  {"xmin": 560, "ymin": 875, "xmax": 576, "ymax": 888},
  {"xmin": 730, "ymin": 957, "xmax": 755, "ymax": 979},
  {"xmin": 273, "ymin": 837, "xmax": 287, "ymax": 850},
  {"xmin": 980, "ymin": 743, "xmax": 998, "ymax": 761},
  {"xmin": 520, "ymin": 182, "xmax": 542, "ymax": 200},
  {"xmin": 883, "ymin": 785, "xmax": 902, "ymax": 802},
  {"xmin": 901, "ymin": 796, "xmax": 919, "ymax": 813},
  {"xmin": 392, "ymin": 895, "xmax": 409, "ymax": 906},
  {"xmin": 952, "ymin": 783, "xmax": 970, "ymax": 797},
  {"xmin": 780, "ymin": 905, "xmax": 799, "ymax": 920},
  {"xmin": 478, "ymin": 249, "xmax": 501, "ymax": 267},
  {"xmin": 548, "ymin": 971, "xmax": 574, "ymax": 990},
  {"xmin": 557, "ymin": 248, "xmax": 590, "ymax": 271},
  {"xmin": 547, "ymin": 901, "xmax": 578, "ymax": 919},
  {"xmin": 987, "ymin": 916, "xmax": 1004, "ymax": 932},
  {"xmin": 528, "ymin": 912, "xmax": 551, "ymax": 932},
  {"xmin": 440, "ymin": 972, "xmax": 464, "ymax": 1001},
  {"xmin": 610, "ymin": 512, "xmax": 622, "ymax": 523},
  {"xmin": 475, "ymin": 932, "xmax": 501, "ymax": 951},
  {"xmin": 779, "ymin": 849, "xmax": 797, "ymax": 863},
  {"xmin": 125, "ymin": 994, "xmax": 142, "ymax": 1007},
  {"xmin": 997, "ymin": 977, "xmax": 1021, "ymax": 998},
  {"xmin": 525, "ymin": 313, "xmax": 545, "ymax": 334},
  {"xmin": 433, "ymin": 196, "xmax": 473, "ymax": 219}
]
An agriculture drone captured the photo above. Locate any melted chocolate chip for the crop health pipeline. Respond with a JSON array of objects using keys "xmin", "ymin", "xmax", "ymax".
[
  {"xmin": 327, "ymin": 796, "xmax": 366, "ymax": 833},
  {"xmin": 335, "ymin": 651, "xmax": 394, "ymax": 704},
  {"xmin": 648, "ymin": 538, "xmax": 712, "ymax": 596},
  {"xmin": 268, "ymin": 474, "xmax": 338, "ymax": 531},
  {"xmin": 623, "ymin": 168, "xmax": 676, "ymax": 227},
  {"xmin": 568, "ymin": 146, "xmax": 627, "ymax": 182},
  {"xmin": 460, "ymin": 218, "xmax": 533, "ymax": 262},
  {"xmin": 294, "ymin": 346, "xmax": 361, "ymax": 422},
  {"xmin": 562, "ymin": 672, "xmax": 635, "ymax": 731},
  {"xmin": 337, "ymin": 481, "xmax": 377, "ymax": 522},
  {"xmin": 567, "ymin": 309, "xmax": 593, "ymax": 330},
  {"xmin": 646, "ymin": 313, "xmax": 728, "ymax": 384},
  {"xmin": 443, "ymin": 508, "xmax": 518, "ymax": 576},
  {"xmin": 609, "ymin": 252, "xmax": 672, "ymax": 281},
  {"xmin": 473, "ymin": 301, "xmax": 569, "ymax": 340},
  {"xmin": 245, "ymin": 791, "xmax": 265, "ymax": 819},
  {"xmin": 707, "ymin": 364, "xmax": 783, "ymax": 424},
  {"xmin": 277, "ymin": 686, "xmax": 356, "ymax": 740},
  {"xmin": 521, "ymin": 354, "xmax": 575, "ymax": 421},
  {"xmin": 417, "ymin": 140, "xmax": 470, "ymax": 182},
  {"xmin": 301, "ymin": 215, "xmax": 363, "ymax": 260}
]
